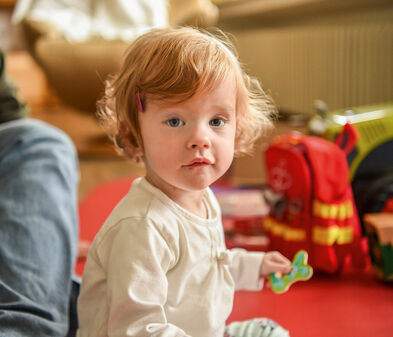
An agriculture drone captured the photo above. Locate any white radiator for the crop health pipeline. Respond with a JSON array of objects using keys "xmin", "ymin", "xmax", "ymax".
[{"xmin": 224, "ymin": 5, "xmax": 393, "ymax": 115}]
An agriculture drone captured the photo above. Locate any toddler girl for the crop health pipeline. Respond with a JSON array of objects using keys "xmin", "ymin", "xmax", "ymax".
[{"xmin": 77, "ymin": 27, "xmax": 291, "ymax": 337}]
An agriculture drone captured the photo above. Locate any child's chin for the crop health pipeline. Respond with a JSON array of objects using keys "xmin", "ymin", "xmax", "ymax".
[{"xmin": 179, "ymin": 178, "xmax": 214, "ymax": 192}]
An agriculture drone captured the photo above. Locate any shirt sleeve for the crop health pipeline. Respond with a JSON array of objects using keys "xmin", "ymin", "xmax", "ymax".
[
  {"xmin": 96, "ymin": 218, "xmax": 191, "ymax": 337},
  {"xmin": 227, "ymin": 248, "xmax": 265, "ymax": 291}
]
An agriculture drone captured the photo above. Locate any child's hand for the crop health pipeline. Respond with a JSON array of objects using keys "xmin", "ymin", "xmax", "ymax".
[{"xmin": 259, "ymin": 251, "xmax": 291, "ymax": 277}]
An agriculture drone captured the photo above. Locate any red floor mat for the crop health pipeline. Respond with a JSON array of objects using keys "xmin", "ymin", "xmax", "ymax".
[{"xmin": 229, "ymin": 266, "xmax": 393, "ymax": 337}]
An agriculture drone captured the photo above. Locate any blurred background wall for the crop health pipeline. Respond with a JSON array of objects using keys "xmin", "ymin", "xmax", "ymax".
[
  {"xmin": 1, "ymin": 0, "xmax": 392, "ymax": 186},
  {"xmin": 217, "ymin": 0, "xmax": 393, "ymax": 116}
]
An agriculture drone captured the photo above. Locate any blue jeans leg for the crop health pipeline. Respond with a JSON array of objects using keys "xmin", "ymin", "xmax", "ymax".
[{"xmin": 0, "ymin": 119, "xmax": 79, "ymax": 337}]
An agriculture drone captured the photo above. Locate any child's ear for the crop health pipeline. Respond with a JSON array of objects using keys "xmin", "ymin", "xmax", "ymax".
[
  {"xmin": 134, "ymin": 144, "xmax": 144, "ymax": 158},
  {"xmin": 132, "ymin": 146, "xmax": 145, "ymax": 166}
]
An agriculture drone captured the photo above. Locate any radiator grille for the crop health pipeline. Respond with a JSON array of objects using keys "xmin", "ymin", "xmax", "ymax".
[{"xmin": 232, "ymin": 8, "xmax": 393, "ymax": 115}]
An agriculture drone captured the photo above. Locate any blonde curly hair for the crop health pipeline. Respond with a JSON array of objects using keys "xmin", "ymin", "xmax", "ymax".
[{"xmin": 98, "ymin": 27, "xmax": 276, "ymax": 163}]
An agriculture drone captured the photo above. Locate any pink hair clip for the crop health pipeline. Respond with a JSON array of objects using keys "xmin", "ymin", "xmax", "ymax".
[{"xmin": 136, "ymin": 89, "xmax": 144, "ymax": 112}]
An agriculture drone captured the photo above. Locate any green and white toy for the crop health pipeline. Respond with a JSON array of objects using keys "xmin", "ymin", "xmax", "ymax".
[{"xmin": 269, "ymin": 250, "xmax": 313, "ymax": 293}]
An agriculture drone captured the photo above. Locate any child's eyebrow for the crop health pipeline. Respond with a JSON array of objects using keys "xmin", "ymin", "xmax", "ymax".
[
  {"xmin": 211, "ymin": 105, "xmax": 236, "ymax": 114},
  {"xmin": 159, "ymin": 107, "xmax": 184, "ymax": 115}
]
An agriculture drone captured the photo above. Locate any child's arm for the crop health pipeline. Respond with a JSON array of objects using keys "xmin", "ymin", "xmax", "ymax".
[
  {"xmin": 227, "ymin": 250, "xmax": 291, "ymax": 291},
  {"xmin": 227, "ymin": 249, "xmax": 265, "ymax": 290},
  {"xmin": 78, "ymin": 218, "xmax": 190, "ymax": 337},
  {"xmin": 106, "ymin": 220, "xmax": 189, "ymax": 336}
]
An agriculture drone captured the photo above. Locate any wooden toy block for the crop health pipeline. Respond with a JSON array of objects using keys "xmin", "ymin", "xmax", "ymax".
[{"xmin": 364, "ymin": 213, "xmax": 393, "ymax": 281}]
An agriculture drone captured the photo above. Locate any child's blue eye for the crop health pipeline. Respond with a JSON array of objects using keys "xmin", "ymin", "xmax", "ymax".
[
  {"xmin": 166, "ymin": 118, "xmax": 184, "ymax": 127},
  {"xmin": 210, "ymin": 118, "xmax": 225, "ymax": 127}
]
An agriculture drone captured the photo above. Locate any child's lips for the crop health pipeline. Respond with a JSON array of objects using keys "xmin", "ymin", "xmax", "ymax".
[{"xmin": 183, "ymin": 158, "xmax": 212, "ymax": 167}]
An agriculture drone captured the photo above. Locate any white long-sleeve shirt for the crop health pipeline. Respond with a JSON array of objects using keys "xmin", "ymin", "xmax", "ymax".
[{"xmin": 77, "ymin": 177, "xmax": 264, "ymax": 337}]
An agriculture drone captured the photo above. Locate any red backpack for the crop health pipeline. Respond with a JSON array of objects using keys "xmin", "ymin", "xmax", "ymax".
[{"xmin": 264, "ymin": 132, "xmax": 366, "ymax": 273}]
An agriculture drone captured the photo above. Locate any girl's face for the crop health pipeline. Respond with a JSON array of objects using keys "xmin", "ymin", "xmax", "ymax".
[{"xmin": 138, "ymin": 77, "xmax": 237, "ymax": 199}]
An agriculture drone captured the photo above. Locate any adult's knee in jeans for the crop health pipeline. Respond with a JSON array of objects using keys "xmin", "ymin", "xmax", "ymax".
[
  {"xmin": 30, "ymin": 120, "xmax": 78, "ymax": 164},
  {"xmin": 32, "ymin": 120, "xmax": 75, "ymax": 152},
  {"xmin": 19, "ymin": 120, "xmax": 80, "ymax": 185}
]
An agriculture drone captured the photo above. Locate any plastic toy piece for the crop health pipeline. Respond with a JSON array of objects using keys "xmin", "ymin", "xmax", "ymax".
[{"xmin": 269, "ymin": 250, "xmax": 313, "ymax": 293}]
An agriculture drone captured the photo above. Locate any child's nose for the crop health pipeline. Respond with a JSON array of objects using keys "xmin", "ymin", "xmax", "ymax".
[{"xmin": 187, "ymin": 126, "xmax": 211, "ymax": 149}]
